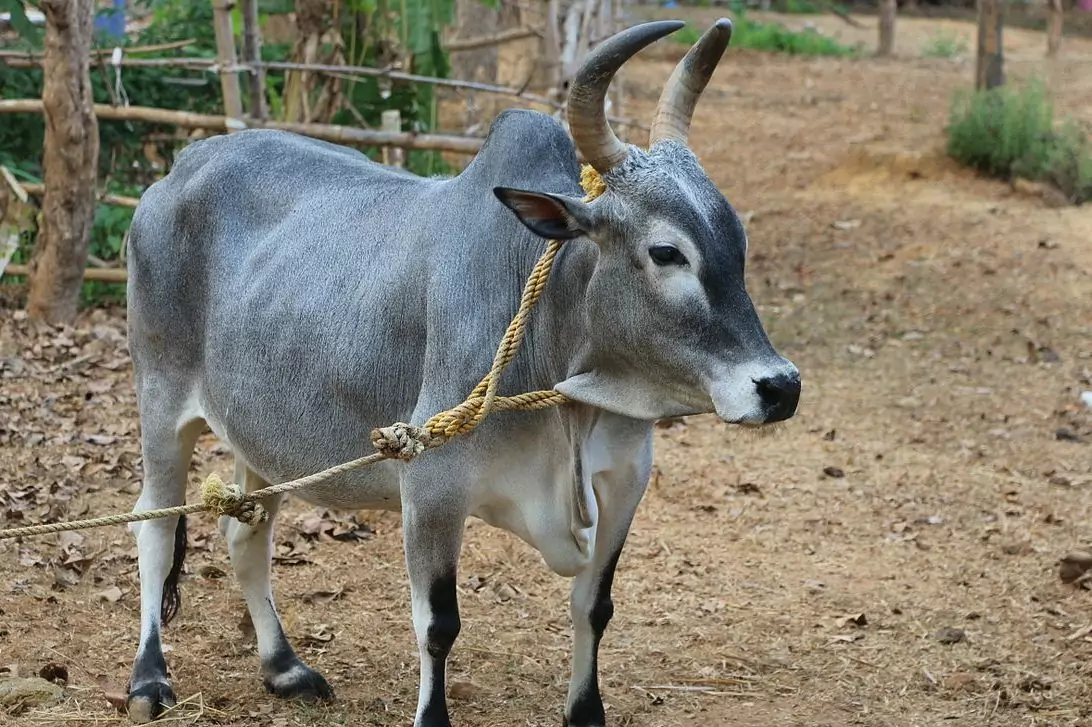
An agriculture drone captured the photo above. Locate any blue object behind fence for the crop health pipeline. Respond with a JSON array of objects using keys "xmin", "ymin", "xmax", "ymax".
[{"xmin": 94, "ymin": 0, "xmax": 126, "ymax": 41}]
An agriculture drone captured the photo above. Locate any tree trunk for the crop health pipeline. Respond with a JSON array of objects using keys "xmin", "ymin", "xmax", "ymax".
[
  {"xmin": 975, "ymin": 0, "xmax": 1004, "ymax": 90},
  {"xmin": 27, "ymin": 0, "xmax": 99, "ymax": 325},
  {"xmin": 1047, "ymin": 0, "xmax": 1063, "ymax": 57},
  {"xmin": 878, "ymin": 0, "xmax": 897, "ymax": 56}
]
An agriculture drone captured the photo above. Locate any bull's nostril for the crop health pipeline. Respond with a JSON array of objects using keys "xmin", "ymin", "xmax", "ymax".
[{"xmin": 754, "ymin": 372, "xmax": 801, "ymax": 423}]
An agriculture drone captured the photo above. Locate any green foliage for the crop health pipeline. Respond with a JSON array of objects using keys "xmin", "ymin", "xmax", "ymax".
[
  {"xmin": 921, "ymin": 28, "xmax": 969, "ymax": 58},
  {"xmin": 673, "ymin": 12, "xmax": 862, "ymax": 57},
  {"xmin": 946, "ymin": 80, "xmax": 1092, "ymax": 204},
  {"xmin": 1, "ymin": 0, "xmax": 461, "ymax": 306},
  {"xmin": 0, "ymin": 0, "xmax": 41, "ymax": 45},
  {"xmin": 779, "ymin": 0, "xmax": 822, "ymax": 14}
]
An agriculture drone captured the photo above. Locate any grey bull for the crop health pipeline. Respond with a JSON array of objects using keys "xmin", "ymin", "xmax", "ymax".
[{"xmin": 123, "ymin": 18, "xmax": 801, "ymax": 727}]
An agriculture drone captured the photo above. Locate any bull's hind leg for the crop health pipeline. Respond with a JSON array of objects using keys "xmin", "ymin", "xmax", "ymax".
[
  {"xmin": 127, "ymin": 404, "xmax": 204, "ymax": 724},
  {"xmin": 220, "ymin": 463, "xmax": 333, "ymax": 701}
]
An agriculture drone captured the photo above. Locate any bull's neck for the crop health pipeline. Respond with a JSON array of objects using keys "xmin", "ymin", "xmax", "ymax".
[{"xmin": 523, "ymin": 236, "xmax": 599, "ymax": 392}]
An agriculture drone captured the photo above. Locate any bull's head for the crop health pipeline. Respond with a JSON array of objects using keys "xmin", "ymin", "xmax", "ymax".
[{"xmin": 495, "ymin": 20, "xmax": 801, "ymax": 427}]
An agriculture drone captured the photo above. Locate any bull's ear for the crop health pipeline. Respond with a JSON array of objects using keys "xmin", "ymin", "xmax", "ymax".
[{"xmin": 493, "ymin": 187, "xmax": 594, "ymax": 240}]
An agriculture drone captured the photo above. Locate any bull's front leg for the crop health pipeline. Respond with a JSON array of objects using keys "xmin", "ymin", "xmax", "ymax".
[
  {"xmin": 565, "ymin": 547, "xmax": 625, "ymax": 727},
  {"xmin": 402, "ymin": 470, "xmax": 469, "ymax": 727},
  {"xmin": 565, "ymin": 426, "xmax": 652, "ymax": 727}
]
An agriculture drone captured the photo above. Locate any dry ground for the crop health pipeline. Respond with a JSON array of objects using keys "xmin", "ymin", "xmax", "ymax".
[{"xmin": 4, "ymin": 10, "xmax": 1092, "ymax": 727}]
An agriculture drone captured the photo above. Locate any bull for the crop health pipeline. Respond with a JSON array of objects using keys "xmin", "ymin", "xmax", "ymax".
[{"xmin": 123, "ymin": 18, "xmax": 801, "ymax": 726}]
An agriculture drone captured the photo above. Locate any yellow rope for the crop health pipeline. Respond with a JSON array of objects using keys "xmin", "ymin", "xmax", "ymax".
[{"xmin": 0, "ymin": 166, "xmax": 607, "ymax": 541}]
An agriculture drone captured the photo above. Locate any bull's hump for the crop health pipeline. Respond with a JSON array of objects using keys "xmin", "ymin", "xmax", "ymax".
[{"xmin": 460, "ymin": 109, "xmax": 582, "ymax": 195}]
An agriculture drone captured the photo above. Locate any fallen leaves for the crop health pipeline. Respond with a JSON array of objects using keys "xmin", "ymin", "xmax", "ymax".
[
  {"xmin": 934, "ymin": 626, "xmax": 966, "ymax": 645},
  {"xmin": 37, "ymin": 663, "xmax": 67, "ymax": 685},
  {"xmin": 299, "ymin": 624, "xmax": 335, "ymax": 648},
  {"xmin": 292, "ymin": 509, "xmax": 374, "ymax": 542},
  {"xmin": 302, "ymin": 586, "xmax": 351, "ymax": 606},
  {"xmin": 1059, "ymin": 550, "xmax": 1092, "ymax": 587}
]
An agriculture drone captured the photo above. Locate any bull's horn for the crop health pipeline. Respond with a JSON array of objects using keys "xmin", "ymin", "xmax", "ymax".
[
  {"xmin": 568, "ymin": 20, "xmax": 685, "ymax": 174},
  {"xmin": 649, "ymin": 18, "xmax": 733, "ymax": 148}
]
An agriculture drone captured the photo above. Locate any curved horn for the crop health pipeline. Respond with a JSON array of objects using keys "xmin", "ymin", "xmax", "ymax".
[
  {"xmin": 649, "ymin": 18, "xmax": 733, "ymax": 148},
  {"xmin": 567, "ymin": 20, "xmax": 685, "ymax": 174}
]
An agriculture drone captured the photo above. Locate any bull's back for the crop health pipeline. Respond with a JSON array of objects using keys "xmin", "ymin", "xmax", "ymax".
[{"xmin": 127, "ymin": 130, "xmax": 435, "ymax": 485}]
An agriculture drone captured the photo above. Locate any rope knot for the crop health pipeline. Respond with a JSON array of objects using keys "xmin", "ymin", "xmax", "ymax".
[
  {"xmin": 371, "ymin": 423, "xmax": 436, "ymax": 461},
  {"xmin": 201, "ymin": 473, "xmax": 268, "ymax": 526}
]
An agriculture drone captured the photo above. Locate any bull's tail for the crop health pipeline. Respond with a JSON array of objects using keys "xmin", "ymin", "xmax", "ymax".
[{"xmin": 160, "ymin": 514, "xmax": 187, "ymax": 625}]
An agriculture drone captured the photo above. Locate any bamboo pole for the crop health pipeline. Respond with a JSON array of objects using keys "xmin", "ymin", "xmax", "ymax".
[
  {"xmin": 445, "ymin": 27, "xmax": 542, "ymax": 52},
  {"xmin": 211, "ymin": 0, "xmax": 244, "ymax": 121},
  {"xmin": 3, "ymin": 264, "xmax": 126, "ymax": 282},
  {"xmin": 381, "ymin": 110, "xmax": 404, "ymax": 168},
  {"xmin": 0, "ymin": 39, "xmax": 196, "ymax": 61},
  {"xmin": 20, "ymin": 182, "xmax": 140, "ymax": 208},
  {"xmin": 0, "ymin": 99, "xmax": 486, "ymax": 153},
  {"xmin": 0, "ymin": 53, "xmax": 650, "ymax": 130},
  {"xmin": 241, "ymin": 0, "xmax": 267, "ymax": 119}
]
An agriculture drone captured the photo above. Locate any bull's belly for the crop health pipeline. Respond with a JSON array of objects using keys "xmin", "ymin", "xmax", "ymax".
[{"xmin": 200, "ymin": 404, "xmax": 404, "ymax": 512}]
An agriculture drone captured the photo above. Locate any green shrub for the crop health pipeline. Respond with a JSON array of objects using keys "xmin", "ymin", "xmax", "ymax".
[
  {"xmin": 673, "ymin": 12, "xmax": 862, "ymax": 57},
  {"xmin": 921, "ymin": 28, "xmax": 969, "ymax": 58},
  {"xmin": 946, "ymin": 80, "xmax": 1092, "ymax": 204}
]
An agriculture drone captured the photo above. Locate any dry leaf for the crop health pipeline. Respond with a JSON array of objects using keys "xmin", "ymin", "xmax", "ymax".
[
  {"xmin": 37, "ymin": 663, "xmax": 67, "ymax": 685},
  {"xmin": 52, "ymin": 565, "xmax": 81, "ymax": 589},
  {"xmin": 95, "ymin": 586, "xmax": 123, "ymax": 603},
  {"xmin": 303, "ymin": 587, "xmax": 350, "ymax": 605},
  {"xmin": 943, "ymin": 672, "xmax": 979, "ymax": 692},
  {"xmin": 300, "ymin": 625, "xmax": 335, "ymax": 647},
  {"xmin": 197, "ymin": 564, "xmax": 227, "ymax": 579},
  {"xmin": 934, "ymin": 626, "xmax": 966, "ymax": 645},
  {"xmin": 1059, "ymin": 550, "xmax": 1092, "ymax": 585},
  {"xmin": 103, "ymin": 687, "xmax": 128, "ymax": 711},
  {"xmin": 837, "ymin": 613, "xmax": 868, "ymax": 628},
  {"xmin": 448, "ymin": 680, "xmax": 484, "ymax": 700}
]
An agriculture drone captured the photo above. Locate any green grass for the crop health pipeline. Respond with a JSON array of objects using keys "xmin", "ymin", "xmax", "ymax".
[
  {"xmin": 921, "ymin": 28, "xmax": 970, "ymax": 58},
  {"xmin": 673, "ymin": 13, "xmax": 862, "ymax": 57},
  {"xmin": 946, "ymin": 79, "xmax": 1092, "ymax": 204}
]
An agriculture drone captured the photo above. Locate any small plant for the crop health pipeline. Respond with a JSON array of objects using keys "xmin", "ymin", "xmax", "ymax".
[
  {"xmin": 946, "ymin": 80, "xmax": 1092, "ymax": 204},
  {"xmin": 780, "ymin": 0, "xmax": 821, "ymax": 14},
  {"xmin": 922, "ymin": 29, "xmax": 969, "ymax": 59},
  {"xmin": 673, "ymin": 13, "xmax": 862, "ymax": 57}
]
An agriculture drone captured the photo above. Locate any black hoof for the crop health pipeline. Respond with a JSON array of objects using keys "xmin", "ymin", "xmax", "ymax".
[
  {"xmin": 565, "ymin": 692, "xmax": 606, "ymax": 727},
  {"xmin": 126, "ymin": 681, "xmax": 176, "ymax": 724},
  {"xmin": 263, "ymin": 661, "xmax": 335, "ymax": 702}
]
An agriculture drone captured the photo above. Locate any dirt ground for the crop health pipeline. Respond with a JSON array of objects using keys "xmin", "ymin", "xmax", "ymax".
[{"xmin": 4, "ymin": 10, "xmax": 1092, "ymax": 727}]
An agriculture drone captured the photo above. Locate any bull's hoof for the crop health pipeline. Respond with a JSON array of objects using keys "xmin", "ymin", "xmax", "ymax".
[
  {"xmin": 126, "ymin": 680, "xmax": 176, "ymax": 724},
  {"xmin": 263, "ymin": 661, "xmax": 334, "ymax": 702}
]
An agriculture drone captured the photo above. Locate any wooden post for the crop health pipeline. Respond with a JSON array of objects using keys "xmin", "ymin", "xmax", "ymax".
[
  {"xmin": 878, "ymin": 0, "xmax": 897, "ymax": 56},
  {"xmin": 27, "ymin": 0, "xmax": 100, "ymax": 324},
  {"xmin": 241, "ymin": 0, "xmax": 267, "ymax": 119},
  {"xmin": 976, "ymin": 0, "xmax": 1004, "ymax": 90},
  {"xmin": 1047, "ymin": 0, "xmax": 1063, "ymax": 57},
  {"xmin": 381, "ymin": 110, "xmax": 404, "ymax": 168},
  {"xmin": 211, "ymin": 0, "xmax": 244, "ymax": 121}
]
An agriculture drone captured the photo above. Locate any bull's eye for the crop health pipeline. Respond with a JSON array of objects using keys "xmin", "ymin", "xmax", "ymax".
[{"xmin": 649, "ymin": 244, "xmax": 688, "ymax": 267}]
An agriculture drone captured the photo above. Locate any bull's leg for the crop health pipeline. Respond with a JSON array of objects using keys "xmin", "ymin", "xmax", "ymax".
[
  {"xmin": 220, "ymin": 464, "xmax": 333, "ymax": 701},
  {"xmin": 127, "ymin": 411, "xmax": 204, "ymax": 724},
  {"xmin": 402, "ymin": 485, "xmax": 467, "ymax": 727},
  {"xmin": 564, "ymin": 473, "xmax": 649, "ymax": 726}
]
